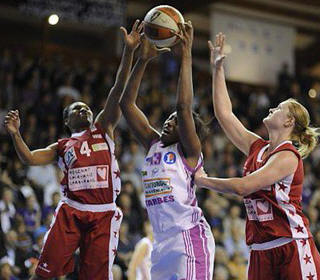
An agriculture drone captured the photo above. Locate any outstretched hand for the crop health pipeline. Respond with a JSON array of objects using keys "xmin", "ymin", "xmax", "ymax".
[
  {"xmin": 120, "ymin": 19, "xmax": 144, "ymax": 51},
  {"xmin": 208, "ymin": 32, "xmax": 226, "ymax": 70},
  {"xmin": 4, "ymin": 110, "xmax": 20, "ymax": 136},
  {"xmin": 172, "ymin": 20, "xmax": 194, "ymax": 54},
  {"xmin": 139, "ymin": 35, "xmax": 171, "ymax": 62}
]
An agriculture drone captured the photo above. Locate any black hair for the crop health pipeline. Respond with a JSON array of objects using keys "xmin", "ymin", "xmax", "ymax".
[
  {"xmin": 192, "ymin": 111, "xmax": 211, "ymax": 141},
  {"xmin": 62, "ymin": 104, "xmax": 71, "ymax": 135}
]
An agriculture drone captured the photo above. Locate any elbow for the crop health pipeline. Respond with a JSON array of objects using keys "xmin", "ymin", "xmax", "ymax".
[
  {"xmin": 20, "ymin": 157, "xmax": 33, "ymax": 166},
  {"xmin": 235, "ymin": 187, "xmax": 249, "ymax": 197},
  {"xmin": 214, "ymin": 109, "xmax": 231, "ymax": 120}
]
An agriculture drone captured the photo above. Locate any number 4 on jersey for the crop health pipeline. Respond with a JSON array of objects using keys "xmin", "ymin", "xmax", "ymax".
[{"xmin": 80, "ymin": 141, "xmax": 92, "ymax": 157}]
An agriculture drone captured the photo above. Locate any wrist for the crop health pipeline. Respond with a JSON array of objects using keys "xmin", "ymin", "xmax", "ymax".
[
  {"xmin": 10, "ymin": 131, "xmax": 21, "ymax": 138},
  {"xmin": 123, "ymin": 45, "xmax": 135, "ymax": 55},
  {"xmin": 182, "ymin": 50, "xmax": 192, "ymax": 59},
  {"xmin": 212, "ymin": 65, "xmax": 223, "ymax": 73},
  {"xmin": 139, "ymin": 57, "xmax": 152, "ymax": 63}
]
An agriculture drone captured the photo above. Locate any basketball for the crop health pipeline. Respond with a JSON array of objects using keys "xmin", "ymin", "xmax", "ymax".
[{"xmin": 143, "ymin": 5, "xmax": 184, "ymax": 48}]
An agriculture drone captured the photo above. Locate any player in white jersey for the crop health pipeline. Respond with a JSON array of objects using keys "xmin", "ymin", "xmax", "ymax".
[
  {"xmin": 128, "ymin": 221, "xmax": 153, "ymax": 280},
  {"xmin": 120, "ymin": 22, "xmax": 215, "ymax": 280}
]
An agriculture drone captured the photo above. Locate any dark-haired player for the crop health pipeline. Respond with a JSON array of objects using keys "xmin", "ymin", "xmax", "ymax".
[{"xmin": 4, "ymin": 20, "xmax": 143, "ymax": 280}]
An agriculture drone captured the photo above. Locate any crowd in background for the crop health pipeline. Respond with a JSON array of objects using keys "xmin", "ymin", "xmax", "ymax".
[{"xmin": 0, "ymin": 46, "xmax": 320, "ymax": 280}]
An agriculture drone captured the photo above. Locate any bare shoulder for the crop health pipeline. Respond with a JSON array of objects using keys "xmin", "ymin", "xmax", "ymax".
[{"xmin": 268, "ymin": 150, "xmax": 299, "ymax": 172}]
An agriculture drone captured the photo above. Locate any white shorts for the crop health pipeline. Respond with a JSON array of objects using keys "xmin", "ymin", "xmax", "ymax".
[{"xmin": 151, "ymin": 220, "xmax": 215, "ymax": 280}]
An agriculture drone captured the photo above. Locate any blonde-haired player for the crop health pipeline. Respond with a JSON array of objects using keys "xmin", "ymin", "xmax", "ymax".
[{"xmin": 195, "ymin": 33, "xmax": 320, "ymax": 279}]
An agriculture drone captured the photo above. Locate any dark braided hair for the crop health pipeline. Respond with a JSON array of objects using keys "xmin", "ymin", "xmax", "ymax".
[
  {"xmin": 62, "ymin": 104, "xmax": 72, "ymax": 135},
  {"xmin": 192, "ymin": 111, "xmax": 211, "ymax": 141}
]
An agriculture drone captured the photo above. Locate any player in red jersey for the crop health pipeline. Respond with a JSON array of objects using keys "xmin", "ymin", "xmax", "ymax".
[
  {"xmin": 4, "ymin": 20, "xmax": 143, "ymax": 280},
  {"xmin": 195, "ymin": 33, "xmax": 320, "ymax": 279}
]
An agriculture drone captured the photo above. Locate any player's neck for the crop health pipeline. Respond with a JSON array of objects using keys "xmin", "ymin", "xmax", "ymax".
[
  {"xmin": 71, "ymin": 126, "xmax": 89, "ymax": 134},
  {"xmin": 268, "ymin": 129, "xmax": 291, "ymax": 152},
  {"xmin": 267, "ymin": 131, "xmax": 291, "ymax": 153}
]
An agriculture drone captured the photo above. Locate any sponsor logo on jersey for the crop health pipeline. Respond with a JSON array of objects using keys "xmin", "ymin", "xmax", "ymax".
[
  {"xmin": 92, "ymin": 142, "xmax": 109, "ymax": 151},
  {"xmin": 97, "ymin": 166, "xmax": 107, "ymax": 181},
  {"xmin": 152, "ymin": 167, "xmax": 159, "ymax": 176},
  {"xmin": 64, "ymin": 146, "xmax": 77, "ymax": 168},
  {"xmin": 244, "ymin": 198, "xmax": 274, "ymax": 222},
  {"xmin": 141, "ymin": 170, "xmax": 147, "ymax": 176},
  {"xmin": 146, "ymin": 195, "xmax": 175, "ymax": 207},
  {"xmin": 68, "ymin": 165, "xmax": 109, "ymax": 191},
  {"xmin": 92, "ymin": 134, "xmax": 103, "ymax": 139},
  {"xmin": 163, "ymin": 152, "xmax": 176, "ymax": 164},
  {"xmin": 143, "ymin": 178, "xmax": 172, "ymax": 198}
]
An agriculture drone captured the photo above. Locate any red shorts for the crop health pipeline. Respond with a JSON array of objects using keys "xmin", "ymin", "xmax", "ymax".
[
  {"xmin": 248, "ymin": 238, "xmax": 320, "ymax": 280},
  {"xmin": 35, "ymin": 201, "xmax": 123, "ymax": 279}
]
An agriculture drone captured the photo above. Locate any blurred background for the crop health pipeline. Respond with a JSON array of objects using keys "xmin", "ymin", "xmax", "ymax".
[{"xmin": 0, "ymin": 0, "xmax": 320, "ymax": 279}]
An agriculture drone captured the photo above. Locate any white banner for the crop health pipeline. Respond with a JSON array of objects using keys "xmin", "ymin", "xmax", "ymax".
[{"xmin": 210, "ymin": 11, "xmax": 295, "ymax": 85}]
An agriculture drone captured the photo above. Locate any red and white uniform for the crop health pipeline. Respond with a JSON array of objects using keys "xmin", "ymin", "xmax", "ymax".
[
  {"xmin": 244, "ymin": 139, "xmax": 320, "ymax": 280},
  {"xmin": 36, "ymin": 123, "xmax": 122, "ymax": 280}
]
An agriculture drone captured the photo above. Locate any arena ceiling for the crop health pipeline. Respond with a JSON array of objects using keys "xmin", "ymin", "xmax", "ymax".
[
  {"xmin": 127, "ymin": 0, "xmax": 320, "ymax": 74},
  {"xmin": 0, "ymin": 0, "xmax": 319, "ymax": 75}
]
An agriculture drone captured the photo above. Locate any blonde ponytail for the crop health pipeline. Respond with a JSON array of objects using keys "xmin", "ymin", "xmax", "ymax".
[{"xmin": 286, "ymin": 98, "xmax": 320, "ymax": 159}]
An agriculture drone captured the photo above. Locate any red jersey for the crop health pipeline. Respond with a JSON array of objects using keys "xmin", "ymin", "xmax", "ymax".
[
  {"xmin": 243, "ymin": 139, "xmax": 311, "ymax": 245},
  {"xmin": 57, "ymin": 123, "xmax": 121, "ymax": 204}
]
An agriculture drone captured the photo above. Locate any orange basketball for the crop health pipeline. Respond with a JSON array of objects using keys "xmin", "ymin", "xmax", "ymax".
[{"xmin": 144, "ymin": 5, "xmax": 184, "ymax": 48}]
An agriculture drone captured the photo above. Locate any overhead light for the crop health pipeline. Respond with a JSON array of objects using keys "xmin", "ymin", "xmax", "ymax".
[
  {"xmin": 308, "ymin": 89, "xmax": 317, "ymax": 98},
  {"xmin": 48, "ymin": 14, "xmax": 59, "ymax": 25}
]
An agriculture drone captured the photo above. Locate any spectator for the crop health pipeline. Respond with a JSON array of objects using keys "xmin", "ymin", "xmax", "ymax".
[
  {"xmin": 0, "ymin": 261, "xmax": 19, "ymax": 280},
  {"xmin": 0, "ymin": 188, "xmax": 16, "ymax": 233}
]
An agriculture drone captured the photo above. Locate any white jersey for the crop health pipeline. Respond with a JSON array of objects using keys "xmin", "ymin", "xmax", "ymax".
[
  {"xmin": 136, "ymin": 237, "xmax": 152, "ymax": 280},
  {"xmin": 142, "ymin": 140, "xmax": 204, "ymax": 242}
]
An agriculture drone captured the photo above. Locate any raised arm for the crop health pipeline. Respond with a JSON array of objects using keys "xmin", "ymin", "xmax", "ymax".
[
  {"xmin": 209, "ymin": 33, "xmax": 260, "ymax": 155},
  {"xmin": 127, "ymin": 242, "xmax": 149, "ymax": 280},
  {"xmin": 120, "ymin": 38, "xmax": 170, "ymax": 150},
  {"xmin": 195, "ymin": 151, "xmax": 298, "ymax": 196},
  {"xmin": 95, "ymin": 20, "xmax": 143, "ymax": 139},
  {"xmin": 4, "ymin": 110, "xmax": 57, "ymax": 165},
  {"xmin": 174, "ymin": 21, "xmax": 201, "ymax": 166}
]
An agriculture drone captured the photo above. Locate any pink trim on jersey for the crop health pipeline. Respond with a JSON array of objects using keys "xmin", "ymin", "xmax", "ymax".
[
  {"xmin": 188, "ymin": 176, "xmax": 194, "ymax": 200},
  {"xmin": 192, "ymin": 211, "xmax": 198, "ymax": 224},
  {"xmin": 177, "ymin": 143, "xmax": 203, "ymax": 174},
  {"xmin": 182, "ymin": 230, "xmax": 193, "ymax": 280},
  {"xmin": 187, "ymin": 229, "xmax": 196, "ymax": 280},
  {"xmin": 182, "ymin": 224, "xmax": 211, "ymax": 280},
  {"xmin": 191, "ymin": 198, "xmax": 197, "ymax": 207},
  {"xmin": 199, "ymin": 223, "xmax": 210, "ymax": 280},
  {"xmin": 190, "ymin": 225, "xmax": 206, "ymax": 280},
  {"xmin": 150, "ymin": 138, "xmax": 161, "ymax": 150}
]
